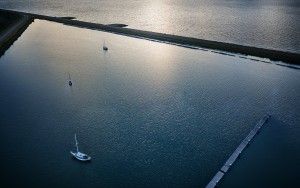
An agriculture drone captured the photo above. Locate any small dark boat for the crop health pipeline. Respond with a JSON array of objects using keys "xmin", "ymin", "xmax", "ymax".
[
  {"xmin": 103, "ymin": 41, "xmax": 108, "ymax": 51},
  {"xmin": 68, "ymin": 73, "xmax": 72, "ymax": 86}
]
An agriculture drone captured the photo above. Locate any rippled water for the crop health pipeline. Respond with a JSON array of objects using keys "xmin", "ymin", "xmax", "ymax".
[
  {"xmin": 0, "ymin": 20, "xmax": 299, "ymax": 187},
  {"xmin": 0, "ymin": 0, "xmax": 299, "ymax": 53}
]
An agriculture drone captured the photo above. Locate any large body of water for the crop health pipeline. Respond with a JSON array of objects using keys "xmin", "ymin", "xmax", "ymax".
[
  {"xmin": 0, "ymin": 0, "xmax": 299, "ymax": 53},
  {"xmin": 0, "ymin": 20, "xmax": 299, "ymax": 187}
]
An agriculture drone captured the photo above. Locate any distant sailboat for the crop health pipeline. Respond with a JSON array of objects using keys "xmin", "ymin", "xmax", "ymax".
[
  {"xmin": 70, "ymin": 134, "xmax": 91, "ymax": 161},
  {"xmin": 103, "ymin": 41, "xmax": 108, "ymax": 51},
  {"xmin": 68, "ymin": 73, "xmax": 72, "ymax": 86}
]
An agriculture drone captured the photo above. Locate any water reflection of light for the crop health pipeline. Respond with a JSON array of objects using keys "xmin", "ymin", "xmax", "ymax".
[
  {"xmin": 139, "ymin": 1, "xmax": 172, "ymax": 32},
  {"xmin": 142, "ymin": 42, "xmax": 178, "ymax": 90}
]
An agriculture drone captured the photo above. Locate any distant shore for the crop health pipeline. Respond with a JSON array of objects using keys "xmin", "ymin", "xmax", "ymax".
[
  {"xmin": 0, "ymin": 8, "xmax": 299, "ymax": 65},
  {"xmin": 0, "ymin": 10, "xmax": 33, "ymax": 56}
]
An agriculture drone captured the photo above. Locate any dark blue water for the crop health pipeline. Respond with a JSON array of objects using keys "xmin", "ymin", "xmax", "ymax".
[
  {"xmin": 0, "ymin": 0, "xmax": 299, "ymax": 53},
  {"xmin": 0, "ymin": 20, "xmax": 299, "ymax": 187}
]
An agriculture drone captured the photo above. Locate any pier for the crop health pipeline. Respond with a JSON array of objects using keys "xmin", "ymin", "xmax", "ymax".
[{"xmin": 206, "ymin": 115, "xmax": 270, "ymax": 188}]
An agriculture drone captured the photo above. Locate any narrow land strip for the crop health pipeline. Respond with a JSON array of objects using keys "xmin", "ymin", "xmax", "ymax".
[{"xmin": 0, "ymin": 9, "xmax": 299, "ymax": 65}]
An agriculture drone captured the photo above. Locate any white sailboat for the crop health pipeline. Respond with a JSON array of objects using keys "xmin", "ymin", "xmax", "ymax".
[{"xmin": 70, "ymin": 134, "xmax": 91, "ymax": 161}]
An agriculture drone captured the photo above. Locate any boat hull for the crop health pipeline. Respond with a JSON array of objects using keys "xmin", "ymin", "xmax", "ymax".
[{"xmin": 70, "ymin": 151, "xmax": 91, "ymax": 161}]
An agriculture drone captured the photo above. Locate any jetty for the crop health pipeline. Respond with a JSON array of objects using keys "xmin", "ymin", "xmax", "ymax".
[
  {"xmin": 0, "ymin": 9, "xmax": 299, "ymax": 65},
  {"xmin": 206, "ymin": 115, "xmax": 270, "ymax": 188}
]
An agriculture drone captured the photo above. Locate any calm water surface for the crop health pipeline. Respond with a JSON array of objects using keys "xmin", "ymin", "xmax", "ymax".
[
  {"xmin": 0, "ymin": 0, "xmax": 299, "ymax": 53},
  {"xmin": 0, "ymin": 20, "xmax": 299, "ymax": 187}
]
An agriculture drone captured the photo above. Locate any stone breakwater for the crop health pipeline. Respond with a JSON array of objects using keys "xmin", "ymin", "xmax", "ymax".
[{"xmin": 0, "ymin": 8, "xmax": 299, "ymax": 65}]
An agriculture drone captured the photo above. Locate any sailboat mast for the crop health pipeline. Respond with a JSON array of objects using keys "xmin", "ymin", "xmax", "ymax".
[{"xmin": 75, "ymin": 134, "xmax": 79, "ymax": 153}]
